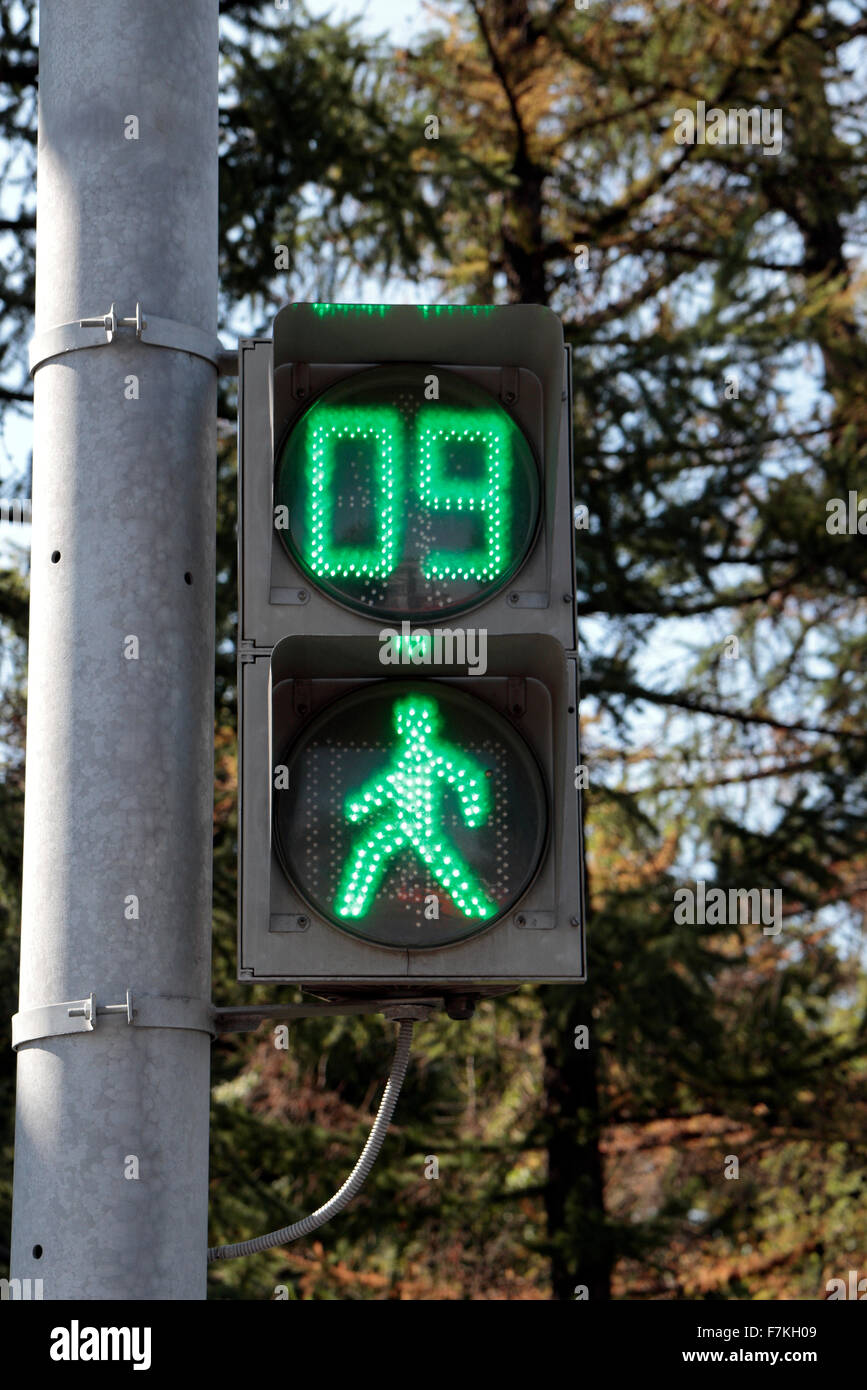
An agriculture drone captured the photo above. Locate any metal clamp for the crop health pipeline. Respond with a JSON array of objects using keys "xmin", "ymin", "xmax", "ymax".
[
  {"xmin": 69, "ymin": 989, "xmax": 134, "ymax": 1027},
  {"xmin": 12, "ymin": 991, "xmax": 466, "ymax": 1048},
  {"xmin": 28, "ymin": 301, "xmax": 223, "ymax": 375},
  {"xmin": 11, "ymin": 991, "xmax": 216, "ymax": 1049}
]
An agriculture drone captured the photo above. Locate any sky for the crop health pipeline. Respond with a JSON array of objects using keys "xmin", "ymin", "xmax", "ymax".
[{"xmin": 304, "ymin": 0, "xmax": 433, "ymax": 44}]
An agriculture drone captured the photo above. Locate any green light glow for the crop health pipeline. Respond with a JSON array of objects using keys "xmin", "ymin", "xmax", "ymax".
[
  {"xmin": 305, "ymin": 303, "xmax": 495, "ymax": 318},
  {"xmin": 310, "ymin": 302, "xmax": 389, "ymax": 317},
  {"xmin": 417, "ymin": 305, "xmax": 495, "ymax": 318},
  {"xmin": 417, "ymin": 409, "xmax": 512, "ymax": 582},
  {"xmin": 307, "ymin": 405, "xmax": 402, "ymax": 579},
  {"xmin": 335, "ymin": 694, "xmax": 497, "ymax": 921}
]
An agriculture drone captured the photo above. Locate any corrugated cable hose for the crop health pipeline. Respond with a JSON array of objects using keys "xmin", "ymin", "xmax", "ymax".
[{"xmin": 208, "ymin": 1019, "xmax": 414, "ymax": 1262}]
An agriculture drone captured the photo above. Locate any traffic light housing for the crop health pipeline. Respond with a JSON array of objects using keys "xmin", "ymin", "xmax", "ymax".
[{"xmin": 237, "ymin": 303, "xmax": 584, "ymax": 994}]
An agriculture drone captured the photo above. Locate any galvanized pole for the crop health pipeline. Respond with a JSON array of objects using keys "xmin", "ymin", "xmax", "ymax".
[{"xmin": 10, "ymin": 0, "xmax": 218, "ymax": 1299}]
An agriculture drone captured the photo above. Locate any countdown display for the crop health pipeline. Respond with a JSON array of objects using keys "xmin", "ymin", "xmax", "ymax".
[
  {"xmin": 274, "ymin": 364, "xmax": 540, "ymax": 621},
  {"xmin": 273, "ymin": 681, "xmax": 548, "ymax": 948}
]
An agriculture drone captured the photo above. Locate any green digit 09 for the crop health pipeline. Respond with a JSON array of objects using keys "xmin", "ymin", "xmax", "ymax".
[{"xmin": 306, "ymin": 405, "xmax": 511, "ymax": 582}]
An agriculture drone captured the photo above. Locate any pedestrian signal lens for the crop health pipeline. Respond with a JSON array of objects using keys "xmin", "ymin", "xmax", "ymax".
[
  {"xmin": 274, "ymin": 365, "xmax": 540, "ymax": 621},
  {"xmin": 273, "ymin": 681, "xmax": 547, "ymax": 948}
]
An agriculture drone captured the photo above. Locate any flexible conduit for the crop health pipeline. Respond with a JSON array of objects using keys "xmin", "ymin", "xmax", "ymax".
[{"xmin": 208, "ymin": 1019, "xmax": 414, "ymax": 1262}]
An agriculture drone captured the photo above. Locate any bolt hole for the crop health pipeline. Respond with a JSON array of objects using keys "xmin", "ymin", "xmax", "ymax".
[
  {"xmin": 568, "ymin": 705, "xmax": 575, "ymax": 713},
  {"xmin": 32, "ymin": 1244, "xmax": 43, "ymax": 1259},
  {"xmin": 50, "ymin": 551, "xmax": 60, "ymax": 564},
  {"xmin": 512, "ymin": 704, "xmax": 521, "ymax": 714},
  {"xmin": 184, "ymin": 572, "xmax": 192, "ymax": 585}
]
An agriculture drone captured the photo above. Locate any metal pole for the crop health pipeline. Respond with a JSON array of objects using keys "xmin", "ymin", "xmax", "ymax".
[{"xmin": 10, "ymin": 0, "xmax": 218, "ymax": 1299}]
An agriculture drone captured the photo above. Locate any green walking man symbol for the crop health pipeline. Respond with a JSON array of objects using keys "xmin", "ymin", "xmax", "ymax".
[{"xmin": 336, "ymin": 694, "xmax": 497, "ymax": 921}]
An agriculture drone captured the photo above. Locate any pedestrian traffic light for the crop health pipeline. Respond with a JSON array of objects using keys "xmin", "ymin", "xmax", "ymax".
[{"xmin": 237, "ymin": 303, "xmax": 583, "ymax": 995}]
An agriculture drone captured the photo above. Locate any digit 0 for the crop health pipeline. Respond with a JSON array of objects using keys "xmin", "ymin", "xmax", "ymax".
[{"xmin": 307, "ymin": 404, "xmax": 402, "ymax": 579}]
